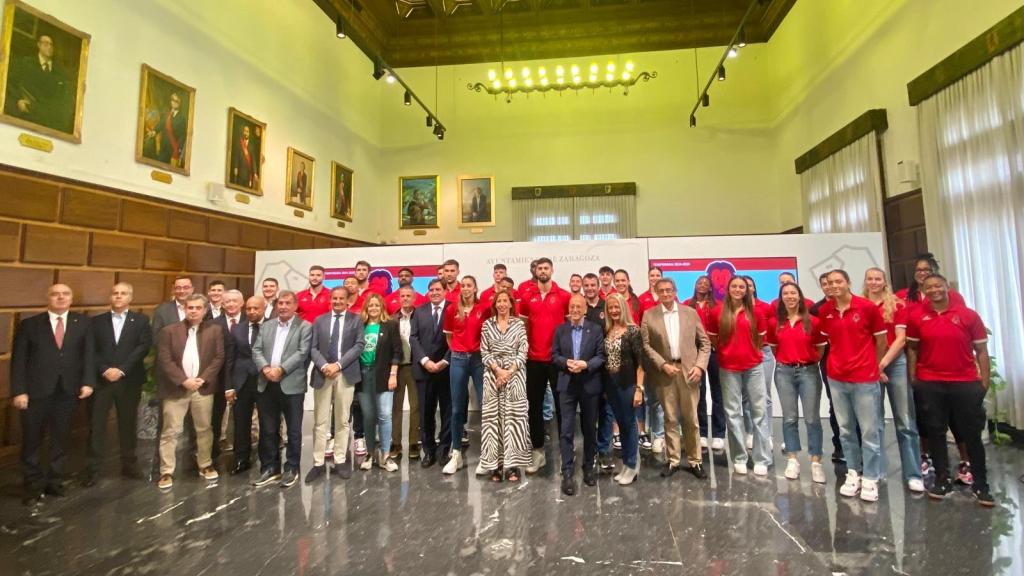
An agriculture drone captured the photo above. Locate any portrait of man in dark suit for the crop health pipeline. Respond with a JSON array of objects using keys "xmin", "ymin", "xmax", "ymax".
[
  {"xmin": 286, "ymin": 148, "xmax": 314, "ymax": 211},
  {"xmin": 0, "ymin": 3, "xmax": 90, "ymax": 142},
  {"xmin": 135, "ymin": 64, "xmax": 195, "ymax": 175},
  {"xmin": 331, "ymin": 161, "xmax": 354, "ymax": 222},
  {"xmin": 459, "ymin": 176, "xmax": 494, "ymax": 226},
  {"xmin": 226, "ymin": 107, "xmax": 265, "ymax": 194}
]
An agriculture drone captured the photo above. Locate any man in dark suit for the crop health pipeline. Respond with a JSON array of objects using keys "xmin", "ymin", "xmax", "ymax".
[
  {"xmin": 10, "ymin": 284, "xmax": 95, "ymax": 503},
  {"xmin": 293, "ymin": 162, "xmax": 309, "ymax": 205},
  {"xmin": 3, "ymin": 34, "xmax": 73, "ymax": 133},
  {"xmin": 227, "ymin": 295, "xmax": 266, "ymax": 475},
  {"xmin": 467, "ymin": 186, "xmax": 490, "ymax": 222},
  {"xmin": 551, "ymin": 294, "xmax": 607, "ymax": 496},
  {"xmin": 159, "ymin": 91, "xmax": 187, "ymax": 167},
  {"xmin": 151, "ymin": 276, "xmax": 195, "ymax": 341},
  {"xmin": 261, "ymin": 278, "xmax": 279, "ymax": 321},
  {"xmin": 208, "ymin": 289, "xmax": 240, "ymax": 459},
  {"xmin": 84, "ymin": 283, "xmax": 152, "ymax": 486},
  {"xmin": 409, "ymin": 279, "xmax": 451, "ymax": 468},
  {"xmin": 231, "ymin": 124, "xmax": 260, "ymax": 189}
]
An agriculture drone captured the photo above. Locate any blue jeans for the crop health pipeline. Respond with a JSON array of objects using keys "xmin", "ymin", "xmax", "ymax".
[
  {"xmin": 879, "ymin": 354, "xmax": 922, "ymax": 482},
  {"xmin": 744, "ymin": 345, "xmax": 775, "ymax": 433},
  {"xmin": 722, "ymin": 364, "xmax": 771, "ymax": 466},
  {"xmin": 543, "ymin": 385, "xmax": 554, "ymax": 421},
  {"xmin": 829, "ymin": 378, "xmax": 882, "ymax": 481},
  {"xmin": 774, "ymin": 363, "xmax": 823, "ymax": 456},
  {"xmin": 697, "ymin": 351, "xmax": 726, "ymax": 438},
  {"xmin": 597, "ymin": 379, "xmax": 615, "ymax": 455},
  {"xmin": 636, "ymin": 389, "xmax": 664, "ymax": 439},
  {"xmin": 606, "ymin": 380, "xmax": 639, "ymax": 468},
  {"xmin": 449, "ymin": 352, "xmax": 484, "ymax": 451},
  {"xmin": 358, "ymin": 365, "xmax": 395, "ymax": 457}
]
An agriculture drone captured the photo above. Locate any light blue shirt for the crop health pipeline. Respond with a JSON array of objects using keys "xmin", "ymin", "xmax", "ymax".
[
  {"xmin": 112, "ymin": 310, "xmax": 126, "ymax": 344},
  {"xmin": 270, "ymin": 318, "xmax": 292, "ymax": 366},
  {"xmin": 571, "ymin": 323, "xmax": 584, "ymax": 360}
]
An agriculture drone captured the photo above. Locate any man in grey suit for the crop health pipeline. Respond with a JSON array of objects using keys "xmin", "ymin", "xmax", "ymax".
[
  {"xmin": 251, "ymin": 291, "xmax": 312, "ymax": 488},
  {"xmin": 306, "ymin": 286, "xmax": 364, "ymax": 483},
  {"xmin": 151, "ymin": 276, "xmax": 195, "ymax": 340}
]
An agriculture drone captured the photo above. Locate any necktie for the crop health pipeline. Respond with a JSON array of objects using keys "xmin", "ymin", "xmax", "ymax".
[
  {"xmin": 54, "ymin": 316, "xmax": 65, "ymax": 350},
  {"xmin": 230, "ymin": 318, "xmax": 237, "ymax": 331},
  {"xmin": 250, "ymin": 323, "xmax": 260, "ymax": 348},
  {"xmin": 328, "ymin": 314, "xmax": 341, "ymax": 363},
  {"xmin": 433, "ymin": 305, "xmax": 441, "ymax": 331}
]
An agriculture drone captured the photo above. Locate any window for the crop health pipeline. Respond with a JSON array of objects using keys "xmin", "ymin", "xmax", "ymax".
[{"xmin": 513, "ymin": 194, "xmax": 636, "ymax": 242}]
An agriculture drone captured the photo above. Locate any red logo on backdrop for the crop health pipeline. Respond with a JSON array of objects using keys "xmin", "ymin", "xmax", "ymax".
[{"xmin": 706, "ymin": 261, "xmax": 738, "ymax": 302}]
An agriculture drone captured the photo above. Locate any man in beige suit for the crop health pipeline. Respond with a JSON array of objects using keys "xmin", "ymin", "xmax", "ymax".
[{"xmin": 641, "ymin": 278, "xmax": 711, "ymax": 479}]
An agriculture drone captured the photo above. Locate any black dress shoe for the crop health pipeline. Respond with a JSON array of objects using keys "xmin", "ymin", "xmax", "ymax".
[
  {"xmin": 561, "ymin": 475, "xmax": 576, "ymax": 496},
  {"xmin": 304, "ymin": 465, "xmax": 325, "ymax": 484},
  {"xmin": 661, "ymin": 464, "xmax": 680, "ymax": 478},
  {"xmin": 334, "ymin": 463, "xmax": 352, "ymax": 479},
  {"xmin": 23, "ymin": 492, "xmax": 42, "ymax": 506},
  {"xmin": 597, "ymin": 453, "xmax": 615, "ymax": 472},
  {"xmin": 44, "ymin": 483, "xmax": 66, "ymax": 497},
  {"xmin": 253, "ymin": 469, "xmax": 282, "ymax": 487},
  {"xmin": 583, "ymin": 468, "xmax": 598, "ymax": 487},
  {"xmin": 230, "ymin": 462, "xmax": 252, "ymax": 476},
  {"xmin": 421, "ymin": 453, "xmax": 437, "ymax": 468},
  {"xmin": 689, "ymin": 463, "xmax": 708, "ymax": 479}
]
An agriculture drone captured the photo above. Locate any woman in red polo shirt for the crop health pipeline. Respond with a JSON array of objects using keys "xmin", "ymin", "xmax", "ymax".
[
  {"xmin": 906, "ymin": 273, "xmax": 993, "ymax": 507},
  {"xmin": 708, "ymin": 276, "xmax": 771, "ymax": 476},
  {"xmin": 442, "ymin": 275, "xmax": 491, "ymax": 475},
  {"xmin": 685, "ymin": 276, "xmax": 725, "ymax": 451},
  {"xmin": 767, "ymin": 282, "xmax": 825, "ymax": 483},
  {"xmin": 896, "ymin": 253, "xmax": 967, "ymax": 309},
  {"xmin": 862, "ymin": 268, "xmax": 924, "ymax": 492},
  {"xmin": 742, "ymin": 275, "xmax": 775, "ymax": 451}
]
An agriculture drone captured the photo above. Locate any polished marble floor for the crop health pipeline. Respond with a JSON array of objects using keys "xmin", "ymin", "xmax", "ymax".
[{"xmin": 0, "ymin": 415, "xmax": 1021, "ymax": 576}]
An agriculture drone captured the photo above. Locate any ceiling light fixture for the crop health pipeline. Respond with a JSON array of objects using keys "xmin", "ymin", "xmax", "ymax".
[
  {"xmin": 426, "ymin": 115, "xmax": 433, "ymax": 127},
  {"xmin": 335, "ymin": 15, "xmax": 346, "ymax": 38},
  {"xmin": 702, "ymin": 93, "xmax": 710, "ymax": 107},
  {"xmin": 469, "ymin": 60, "xmax": 657, "ymax": 100},
  {"xmin": 404, "ymin": 91, "xmax": 412, "ymax": 106},
  {"xmin": 717, "ymin": 65, "xmax": 726, "ymax": 81},
  {"xmin": 727, "ymin": 47, "xmax": 738, "ymax": 58},
  {"xmin": 371, "ymin": 58, "xmax": 446, "ymax": 141},
  {"xmin": 690, "ymin": 0, "xmax": 759, "ymax": 128}
]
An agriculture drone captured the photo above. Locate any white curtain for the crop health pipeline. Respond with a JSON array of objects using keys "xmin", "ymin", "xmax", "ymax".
[
  {"xmin": 918, "ymin": 43, "xmax": 1024, "ymax": 429},
  {"xmin": 801, "ymin": 133, "xmax": 885, "ymax": 233},
  {"xmin": 513, "ymin": 194, "xmax": 636, "ymax": 242}
]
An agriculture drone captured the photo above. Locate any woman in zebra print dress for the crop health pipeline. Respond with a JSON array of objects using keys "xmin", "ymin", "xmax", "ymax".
[{"xmin": 479, "ymin": 291, "xmax": 531, "ymax": 482}]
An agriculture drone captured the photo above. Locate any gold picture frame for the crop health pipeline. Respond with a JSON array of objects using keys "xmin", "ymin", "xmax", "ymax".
[
  {"xmin": 399, "ymin": 175, "xmax": 440, "ymax": 229},
  {"xmin": 285, "ymin": 147, "xmax": 314, "ymax": 211},
  {"xmin": 134, "ymin": 64, "xmax": 195, "ymax": 175},
  {"xmin": 0, "ymin": 0, "xmax": 90, "ymax": 143},
  {"xmin": 457, "ymin": 175, "xmax": 495, "ymax": 227},
  {"xmin": 331, "ymin": 161, "xmax": 353, "ymax": 222},
  {"xmin": 224, "ymin": 107, "xmax": 265, "ymax": 195}
]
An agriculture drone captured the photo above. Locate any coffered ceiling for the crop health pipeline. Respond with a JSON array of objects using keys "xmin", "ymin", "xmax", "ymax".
[{"xmin": 314, "ymin": 0, "xmax": 796, "ymax": 68}]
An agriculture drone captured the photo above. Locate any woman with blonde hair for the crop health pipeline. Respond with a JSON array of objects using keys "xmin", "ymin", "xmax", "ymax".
[
  {"xmin": 358, "ymin": 293, "xmax": 402, "ymax": 471},
  {"xmin": 602, "ymin": 292, "xmax": 645, "ymax": 485},
  {"xmin": 862, "ymin": 267, "xmax": 924, "ymax": 492}
]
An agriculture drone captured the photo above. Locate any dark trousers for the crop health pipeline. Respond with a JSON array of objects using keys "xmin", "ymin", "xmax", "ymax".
[
  {"xmin": 919, "ymin": 380, "xmax": 988, "ymax": 490},
  {"xmin": 352, "ymin": 384, "xmax": 364, "ymax": 439},
  {"xmin": 526, "ymin": 361, "xmax": 560, "ymax": 449},
  {"xmin": 417, "ymin": 368, "xmax": 451, "ymax": 456},
  {"xmin": 558, "ymin": 383, "xmax": 599, "ymax": 475},
  {"xmin": 697, "ymin": 351, "xmax": 726, "ymax": 438},
  {"xmin": 21, "ymin": 390, "xmax": 77, "ymax": 490},
  {"xmin": 210, "ymin": 381, "xmax": 227, "ymax": 458},
  {"xmin": 87, "ymin": 381, "xmax": 141, "ymax": 473},
  {"xmin": 232, "ymin": 378, "xmax": 259, "ymax": 465},
  {"xmin": 256, "ymin": 383, "xmax": 304, "ymax": 473}
]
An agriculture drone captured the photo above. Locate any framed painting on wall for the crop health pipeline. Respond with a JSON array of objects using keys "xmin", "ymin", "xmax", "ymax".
[
  {"xmin": 135, "ymin": 64, "xmax": 195, "ymax": 175},
  {"xmin": 458, "ymin": 175, "xmax": 495, "ymax": 227},
  {"xmin": 331, "ymin": 161, "xmax": 353, "ymax": 222},
  {"xmin": 399, "ymin": 175, "xmax": 439, "ymax": 229},
  {"xmin": 225, "ymin": 107, "xmax": 265, "ymax": 195},
  {"xmin": 285, "ymin": 147, "xmax": 314, "ymax": 211},
  {"xmin": 0, "ymin": 0, "xmax": 90, "ymax": 142}
]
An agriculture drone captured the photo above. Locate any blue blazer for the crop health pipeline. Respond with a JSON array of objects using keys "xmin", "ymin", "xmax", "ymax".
[
  {"xmin": 551, "ymin": 320, "xmax": 606, "ymax": 395},
  {"xmin": 229, "ymin": 318, "xmax": 259, "ymax": 391},
  {"xmin": 409, "ymin": 301, "xmax": 450, "ymax": 381}
]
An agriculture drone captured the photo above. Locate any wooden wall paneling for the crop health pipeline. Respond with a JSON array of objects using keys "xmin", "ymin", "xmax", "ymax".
[
  {"xmin": 22, "ymin": 224, "xmax": 90, "ymax": 265},
  {"xmin": 0, "ymin": 221, "xmax": 19, "ymax": 261},
  {"xmin": 167, "ymin": 210, "xmax": 208, "ymax": 242},
  {"xmin": 292, "ymin": 234, "xmax": 314, "ymax": 249},
  {"xmin": 207, "ymin": 218, "xmax": 240, "ymax": 245},
  {"xmin": 116, "ymin": 271, "xmax": 167, "ymax": 305},
  {"xmin": 0, "ymin": 173, "xmax": 60, "ymax": 222},
  {"xmin": 0, "ymin": 312, "xmax": 10, "ymax": 354},
  {"xmin": 267, "ymin": 228, "xmax": 294, "ymax": 250},
  {"xmin": 239, "ymin": 224, "xmax": 269, "ymax": 250},
  {"xmin": 144, "ymin": 239, "xmax": 187, "ymax": 271},
  {"xmin": 61, "ymin": 186, "xmax": 120, "ymax": 229},
  {"xmin": 187, "ymin": 244, "xmax": 226, "ymax": 273},
  {"xmin": 121, "ymin": 200, "xmax": 168, "ymax": 236},
  {"xmin": 224, "ymin": 248, "xmax": 255, "ymax": 274},
  {"xmin": 238, "ymin": 276, "xmax": 255, "ymax": 296},
  {"xmin": 91, "ymin": 232, "xmax": 145, "ymax": 268},
  {"xmin": 0, "ymin": 267, "xmax": 54, "ymax": 307},
  {"xmin": 58, "ymin": 270, "xmax": 117, "ymax": 306},
  {"xmin": 313, "ymin": 236, "xmax": 332, "ymax": 249}
]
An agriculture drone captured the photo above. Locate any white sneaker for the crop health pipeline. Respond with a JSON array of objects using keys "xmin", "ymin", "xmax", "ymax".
[
  {"xmin": 525, "ymin": 448, "xmax": 546, "ymax": 474},
  {"xmin": 860, "ymin": 478, "xmax": 879, "ymax": 502},
  {"xmin": 711, "ymin": 438, "xmax": 725, "ymax": 452},
  {"xmin": 380, "ymin": 457, "xmax": 399, "ymax": 472},
  {"xmin": 474, "ymin": 462, "xmax": 488, "ymax": 476},
  {"xmin": 811, "ymin": 462, "xmax": 826, "ymax": 484},
  {"xmin": 442, "ymin": 450, "xmax": 463, "ymax": 474},
  {"xmin": 784, "ymin": 459, "xmax": 800, "ymax": 480},
  {"xmin": 359, "ymin": 456, "xmax": 373, "ymax": 471},
  {"xmin": 745, "ymin": 434, "xmax": 754, "ymax": 450},
  {"xmin": 907, "ymin": 478, "xmax": 925, "ymax": 493},
  {"xmin": 733, "ymin": 462, "xmax": 748, "ymax": 475},
  {"xmin": 753, "ymin": 463, "xmax": 769, "ymax": 477},
  {"xmin": 617, "ymin": 466, "xmax": 638, "ymax": 485},
  {"xmin": 840, "ymin": 470, "xmax": 861, "ymax": 497},
  {"xmin": 700, "ymin": 437, "xmax": 708, "ymax": 449},
  {"xmin": 613, "ymin": 467, "xmax": 624, "ymax": 483},
  {"xmin": 652, "ymin": 438, "xmax": 665, "ymax": 454},
  {"xmin": 355, "ymin": 438, "xmax": 367, "ymax": 456}
]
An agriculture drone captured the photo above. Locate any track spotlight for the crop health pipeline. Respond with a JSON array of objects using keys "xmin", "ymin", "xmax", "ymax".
[
  {"xmin": 738, "ymin": 28, "xmax": 747, "ymax": 48},
  {"xmin": 426, "ymin": 115, "xmax": 433, "ymax": 127},
  {"xmin": 689, "ymin": 114, "xmax": 697, "ymax": 128},
  {"xmin": 437, "ymin": 128, "xmax": 445, "ymax": 141},
  {"xmin": 372, "ymin": 60, "xmax": 385, "ymax": 80},
  {"xmin": 335, "ymin": 16, "xmax": 346, "ymax": 38},
  {"xmin": 404, "ymin": 91, "xmax": 411, "ymax": 106},
  {"xmin": 717, "ymin": 65, "xmax": 726, "ymax": 81},
  {"xmin": 727, "ymin": 46, "xmax": 738, "ymax": 58},
  {"xmin": 702, "ymin": 93, "xmax": 710, "ymax": 107},
  {"xmin": 386, "ymin": 72, "xmax": 395, "ymax": 84}
]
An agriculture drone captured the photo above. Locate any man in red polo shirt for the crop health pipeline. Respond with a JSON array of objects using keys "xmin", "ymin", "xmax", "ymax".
[
  {"xmin": 479, "ymin": 263, "xmax": 508, "ymax": 309},
  {"xmin": 519, "ymin": 257, "xmax": 571, "ymax": 474},
  {"xmin": 816, "ymin": 269, "xmax": 887, "ymax": 503},
  {"xmin": 296, "ymin": 265, "xmax": 330, "ymax": 323},
  {"xmin": 517, "ymin": 260, "xmax": 539, "ymax": 300},
  {"xmin": 598, "ymin": 266, "xmax": 615, "ymax": 300},
  {"xmin": 385, "ymin": 267, "xmax": 426, "ymax": 315},
  {"xmin": 638, "ymin": 266, "xmax": 663, "ymax": 314},
  {"xmin": 441, "ymin": 259, "xmax": 461, "ymax": 304}
]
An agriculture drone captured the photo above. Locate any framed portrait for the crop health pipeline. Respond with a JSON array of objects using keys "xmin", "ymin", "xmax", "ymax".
[
  {"xmin": 458, "ymin": 175, "xmax": 495, "ymax": 227},
  {"xmin": 224, "ymin": 107, "xmax": 265, "ymax": 195},
  {"xmin": 0, "ymin": 0, "xmax": 90, "ymax": 142},
  {"xmin": 399, "ymin": 175, "xmax": 439, "ymax": 229},
  {"xmin": 285, "ymin": 147, "xmax": 314, "ymax": 211},
  {"xmin": 134, "ymin": 65, "xmax": 195, "ymax": 175},
  {"xmin": 330, "ymin": 161, "xmax": 353, "ymax": 222}
]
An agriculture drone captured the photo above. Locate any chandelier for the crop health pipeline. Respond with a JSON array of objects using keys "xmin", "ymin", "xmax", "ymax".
[{"xmin": 468, "ymin": 61, "xmax": 657, "ymax": 102}]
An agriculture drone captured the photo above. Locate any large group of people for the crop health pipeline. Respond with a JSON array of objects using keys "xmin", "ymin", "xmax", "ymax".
[{"xmin": 8, "ymin": 252, "xmax": 994, "ymax": 506}]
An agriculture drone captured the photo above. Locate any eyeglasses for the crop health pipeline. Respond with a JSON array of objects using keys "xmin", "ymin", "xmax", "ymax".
[{"xmin": 915, "ymin": 267, "xmax": 934, "ymax": 273}]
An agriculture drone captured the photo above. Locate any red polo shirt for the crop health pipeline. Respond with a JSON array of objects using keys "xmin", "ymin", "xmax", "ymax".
[
  {"xmin": 517, "ymin": 280, "xmax": 538, "ymax": 300},
  {"xmin": 598, "ymin": 286, "xmax": 615, "ymax": 301},
  {"xmin": 817, "ymin": 295, "xmax": 886, "ymax": 383},
  {"xmin": 296, "ymin": 287, "xmax": 331, "ymax": 323},
  {"xmin": 874, "ymin": 299, "xmax": 908, "ymax": 347},
  {"xmin": 896, "ymin": 287, "xmax": 966, "ymax": 309},
  {"xmin": 767, "ymin": 316, "xmax": 823, "ymax": 365},
  {"xmin": 519, "ymin": 283, "xmax": 571, "ymax": 362},
  {"xmin": 444, "ymin": 284, "xmax": 461, "ymax": 304},
  {"xmin": 480, "ymin": 286, "xmax": 498, "ymax": 307},
  {"xmin": 384, "ymin": 289, "xmax": 427, "ymax": 315},
  {"xmin": 638, "ymin": 290, "xmax": 658, "ymax": 314},
  {"xmin": 707, "ymin": 305, "xmax": 766, "ymax": 372},
  {"xmin": 906, "ymin": 303, "xmax": 987, "ymax": 382},
  {"xmin": 443, "ymin": 302, "xmax": 492, "ymax": 353},
  {"xmin": 683, "ymin": 299, "xmax": 715, "ymax": 334}
]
